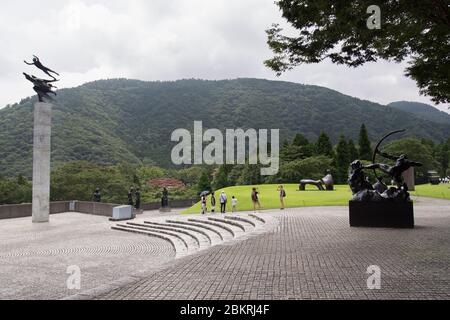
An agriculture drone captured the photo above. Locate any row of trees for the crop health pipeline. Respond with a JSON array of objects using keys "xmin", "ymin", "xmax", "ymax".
[{"xmin": 1, "ymin": 124, "xmax": 449, "ymax": 205}]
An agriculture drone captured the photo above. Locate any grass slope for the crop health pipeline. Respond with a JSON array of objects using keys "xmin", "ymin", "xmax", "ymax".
[{"xmin": 183, "ymin": 184, "xmax": 450, "ymax": 214}]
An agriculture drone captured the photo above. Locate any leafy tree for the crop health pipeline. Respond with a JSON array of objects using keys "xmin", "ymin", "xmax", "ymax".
[
  {"xmin": 382, "ymin": 138, "xmax": 439, "ymax": 184},
  {"xmin": 0, "ymin": 176, "xmax": 32, "ymax": 205},
  {"xmin": 335, "ymin": 136, "xmax": 350, "ymax": 183},
  {"xmin": 316, "ymin": 132, "xmax": 334, "ymax": 157},
  {"xmin": 279, "ymin": 155, "xmax": 334, "ymax": 183},
  {"xmin": 266, "ymin": 0, "xmax": 450, "ymax": 103},
  {"xmin": 359, "ymin": 124, "xmax": 372, "ymax": 160},
  {"xmin": 50, "ymin": 161, "xmax": 129, "ymax": 204}
]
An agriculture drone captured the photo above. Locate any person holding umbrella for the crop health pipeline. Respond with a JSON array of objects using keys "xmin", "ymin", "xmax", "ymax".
[{"xmin": 199, "ymin": 191, "xmax": 210, "ymax": 215}]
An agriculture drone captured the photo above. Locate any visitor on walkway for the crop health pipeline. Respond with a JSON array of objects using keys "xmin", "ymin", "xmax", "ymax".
[
  {"xmin": 201, "ymin": 195, "xmax": 207, "ymax": 214},
  {"xmin": 232, "ymin": 196, "xmax": 238, "ymax": 213},
  {"xmin": 277, "ymin": 185, "xmax": 286, "ymax": 210},
  {"xmin": 251, "ymin": 187, "xmax": 261, "ymax": 212},
  {"xmin": 211, "ymin": 192, "xmax": 216, "ymax": 213},
  {"xmin": 220, "ymin": 191, "xmax": 227, "ymax": 213},
  {"xmin": 128, "ymin": 188, "xmax": 134, "ymax": 206}
]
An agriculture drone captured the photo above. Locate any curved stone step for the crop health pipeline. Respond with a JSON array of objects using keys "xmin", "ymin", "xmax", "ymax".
[
  {"xmin": 207, "ymin": 217, "xmax": 248, "ymax": 232},
  {"xmin": 224, "ymin": 215, "xmax": 257, "ymax": 227},
  {"xmin": 144, "ymin": 221, "xmax": 214, "ymax": 246},
  {"xmin": 166, "ymin": 220, "xmax": 225, "ymax": 241},
  {"xmin": 188, "ymin": 218, "xmax": 235, "ymax": 237},
  {"xmin": 248, "ymin": 214, "xmax": 266, "ymax": 224},
  {"xmin": 111, "ymin": 225, "xmax": 187, "ymax": 255},
  {"xmin": 126, "ymin": 222, "xmax": 203, "ymax": 249},
  {"xmin": 115, "ymin": 224, "xmax": 191, "ymax": 251}
]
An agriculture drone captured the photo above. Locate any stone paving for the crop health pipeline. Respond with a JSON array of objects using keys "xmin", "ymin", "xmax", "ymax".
[
  {"xmin": 1, "ymin": 197, "xmax": 449, "ymax": 300},
  {"xmin": 94, "ymin": 197, "xmax": 450, "ymax": 300},
  {"xmin": 0, "ymin": 211, "xmax": 178, "ymax": 300}
]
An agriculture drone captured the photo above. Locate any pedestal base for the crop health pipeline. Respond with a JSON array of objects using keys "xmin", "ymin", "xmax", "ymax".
[
  {"xmin": 32, "ymin": 102, "xmax": 52, "ymax": 223},
  {"xmin": 349, "ymin": 201, "xmax": 414, "ymax": 229}
]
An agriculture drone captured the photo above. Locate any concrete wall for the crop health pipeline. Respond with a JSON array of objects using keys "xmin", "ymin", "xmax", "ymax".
[
  {"xmin": 0, "ymin": 202, "xmax": 70, "ymax": 220},
  {"xmin": 142, "ymin": 199, "xmax": 196, "ymax": 211},
  {"xmin": 0, "ymin": 199, "xmax": 196, "ymax": 220}
]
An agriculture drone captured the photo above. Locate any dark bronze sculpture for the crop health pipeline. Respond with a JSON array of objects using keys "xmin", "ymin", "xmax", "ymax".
[
  {"xmin": 161, "ymin": 187, "xmax": 169, "ymax": 208},
  {"xmin": 135, "ymin": 188, "xmax": 141, "ymax": 210},
  {"xmin": 24, "ymin": 56, "xmax": 60, "ymax": 80},
  {"xmin": 23, "ymin": 55, "xmax": 60, "ymax": 102},
  {"xmin": 93, "ymin": 188, "xmax": 101, "ymax": 203},
  {"xmin": 349, "ymin": 130, "xmax": 423, "ymax": 202},
  {"xmin": 300, "ymin": 170, "xmax": 334, "ymax": 191}
]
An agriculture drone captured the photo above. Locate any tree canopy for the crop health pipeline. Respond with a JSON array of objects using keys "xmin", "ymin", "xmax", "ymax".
[{"xmin": 266, "ymin": 0, "xmax": 450, "ymax": 103}]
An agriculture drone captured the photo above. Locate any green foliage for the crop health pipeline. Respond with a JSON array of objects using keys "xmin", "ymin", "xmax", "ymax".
[
  {"xmin": 316, "ymin": 132, "xmax": 334, "ymax": 157},
  {"xmin": 0, "ymin": 176, "xmax": 32, "ymax": 205},
  {"xmin": 347, "ymin": 139, "xmax": 359, "ymax": 163},
  {"xmin": 1, "ymin": 79, "xmax": 450, "ymax": 178},
  {"xmin": 279, "ymin": 156, "xmax": 333, "ymax": 183},
  {"xmin": 335, "ymin": 136, "xmax": 350, "ymax": 183},
  {"xmin": 266, "ymin": 0, "xmax": 450, "ymax": 103},
  {"xmin": 197, "ymin": 170, "xmax": 212, "ymax": 193},
  {"xmin": 382, "ymin": 138, "xmax": 439, "ymax": 184},
  {"xmin": 358, "ymin": 124, "xmax": 372, "ymax": 161},
  {"xmin": 50, "ymin": 161, "xmax": 130, "ymax": 204}
]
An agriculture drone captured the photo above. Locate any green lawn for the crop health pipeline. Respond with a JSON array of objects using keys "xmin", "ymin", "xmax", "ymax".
[
  {"xmin": 183, "ymin": 183, "xmax": 450, "ymax": 214},
  {"xmin": 412, "ymin": 184, "xmax": 450, "ymax": 200},
  {"xmin": 183, "ymin": 184, "xmax": 352, "ymax": 214}
]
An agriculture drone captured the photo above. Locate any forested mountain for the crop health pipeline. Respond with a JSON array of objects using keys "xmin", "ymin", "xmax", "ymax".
[
  {"xmin": 389, "ymin": 101, "xmax": 450, "ymax": 125},
  {"xmin": 1, "ymin": 78, "xmax": 450, "ymax": 177}
]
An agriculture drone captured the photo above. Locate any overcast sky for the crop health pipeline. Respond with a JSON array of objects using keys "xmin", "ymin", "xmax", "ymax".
[{"xmin": 0, "ymin": 0, "xmax": 447, "ymax": 112}]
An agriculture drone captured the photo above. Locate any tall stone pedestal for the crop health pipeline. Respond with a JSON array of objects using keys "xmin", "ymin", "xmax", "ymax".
[
  {"xmin": 403, "ymin": 167, "xmax": 415, "ymax": 191},
  {"xmin": 32, "ymin": 102, "xmax": 52, "ymax": 223}
]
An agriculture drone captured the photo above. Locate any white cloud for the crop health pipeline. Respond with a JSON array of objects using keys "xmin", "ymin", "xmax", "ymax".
[{"xmin": 0, "ymin": 0, "xmax": 447, "ymax": 113}]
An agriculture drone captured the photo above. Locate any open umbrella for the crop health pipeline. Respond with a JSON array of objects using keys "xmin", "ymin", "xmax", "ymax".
[{"xmin": 199, "ymin": 191, "xmax": 211, "ymax": 197}]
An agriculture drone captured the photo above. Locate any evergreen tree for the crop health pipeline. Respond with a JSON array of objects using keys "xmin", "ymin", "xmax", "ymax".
[
  {"xmin": 335, "ymin": 136, "xmax": 350, "ymax": 183},
  {"xmin": 292, "ymin": 134, "xmax": 309, "ymax": 146},
  {"xmin": 358, "ymin": 124, "xmax": 372, "ymax": 160},
  {"xmin": 213, "ymin": 165, "xmax": 230, "ymax": 190},
  {"xmin": 316, "ymin": 132, "xmax": 334, "ymax": 157},
  {"xmin": 347, "ymin": 139, "xmax": 359, "ymax": 163},
  {"xmin": 197, "ymin": 170, "xmax": 212, "ymax": 193},
  {"xmin": 437, "ymin": 142, "xmax": 450, "ymax": 176}
]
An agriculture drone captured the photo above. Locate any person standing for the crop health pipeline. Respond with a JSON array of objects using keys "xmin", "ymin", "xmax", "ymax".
[
  {"xmin": 128, "ymin": 188, "xmax": 134, "ymax": 207},
  {"xmin": 220, "ymin": 191, "xmax": 227, "ymax": 213},
  {"xmin": 232, "ymin": 196, "xmax": 238, "ymax": 213},
  {"xmin": 251, "ymin": 188, "xmax": 261, "ymax": 212},
  {"xmin": 135, "ymin": 188, "xmax": 141, "ymax": 210},
  {"xmin": 201, "ymin": 195, "xmax": 207, "ymax": 214},
  {"xmin": 211, "ymin": 192, "xmax": 216, "ymax": 213},
  {"xmin": 277, "ymin": 185, "xmax": 286, "ymax": 210}
]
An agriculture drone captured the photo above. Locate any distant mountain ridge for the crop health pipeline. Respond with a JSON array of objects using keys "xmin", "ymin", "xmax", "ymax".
[
  {"xmin": 1, "ymin": 78, "xmax": 450, "ymax": 177},
  {"xmin": 389, "ymin": 101, "xmax": 450, "ymax": 125}
]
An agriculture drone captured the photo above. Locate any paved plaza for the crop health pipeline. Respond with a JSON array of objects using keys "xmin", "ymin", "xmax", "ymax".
[{"xmin": 0, "ymin": 197, "xmax": 449, "ymax": 300}]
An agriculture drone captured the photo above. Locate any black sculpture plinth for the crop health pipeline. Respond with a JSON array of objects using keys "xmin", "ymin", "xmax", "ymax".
[{"xmin": 349, "ymin": 201, "xmax": 414, "ymax": 229}]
